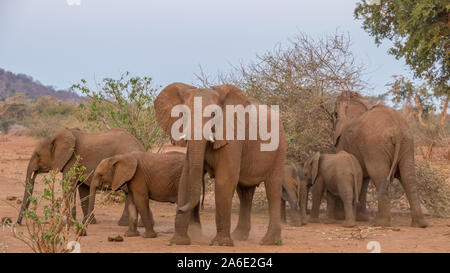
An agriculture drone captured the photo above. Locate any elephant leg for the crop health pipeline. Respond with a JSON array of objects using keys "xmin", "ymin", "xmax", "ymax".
[
  {"xmin": 299, "ymin": 181, "xmax": 308, "ymax": 225},
  {"xmin": 232, "ymin": 185, "xmax": 255, "ymax": 241},
  {"xmin": 132, "ymin": 191, "xmax": 156, "ymax": 238},
  {"xmin": 372, "ymin": 176, "xmax": 392, "ymax": 227},
  {"xmin": 339, "ymin": 186, "xmax": 356, "ymax": 227},
  {"xmin": 309, "ymin": 179, "xmax": 324, "ymax": 223},
  {"xmin": 260, "ymin": 170, "xmax": 282, "ymax": 245},
  {"xmin": 210, "ymin": 176, "xmax": 237, "ymax": 246},
  {"xmin": 333, "ymin": 198, "xmax": 345, "ymax": 220},
  {"xmin": 280, "ymin": 199, "xmax": 287, "ymax": 223},
  {"xmin": 287, "ymin": 206, "xmax": 302, "ymax": 227},
  {"xmin": 118, "ymin": 195, "xmax": 145, "ymax": 227},
  {"xmin": 170, "ymin": 165, "xmax": 192, "ymax": 245},
  {"xmin": 124, "ymin": 193, "xmax": 140, "ymax": 237},
  {"xmin": 79, "ymin": 184, "xmax": 96, "ymax": 224},
  {"xmin": 356, "ymin": 178, "xmax": 370, "ymax": 221},
  {"xmin": 188, "ymin": 203, "xmax": 202, "ymax": 240},
  {"xmin": 398, "ymin": 155, "xmax": 428, "ymax": 228},
  {"xmin": 326, "ymin": 193, "xmax": 336, "ymax": 224}
]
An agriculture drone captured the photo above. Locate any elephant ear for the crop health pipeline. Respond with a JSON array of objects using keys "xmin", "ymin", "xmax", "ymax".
[
  {"xmin": 50, "ymin": 128, "xmax": 76, "ymax": 171},
  {"xmin": 154, "ymin": 82, "xmax": 197, "ymax": 146},
  {"xmin": 211, "ymin": 84, "xmax": 251, "ymax": 150},
  {"xmin": 111, "ymin": 155, "xmax": 138, "ymax": 191},
  {"xmin": 311, "ymin": 152, "xmax": 321, "ymax": 185}
]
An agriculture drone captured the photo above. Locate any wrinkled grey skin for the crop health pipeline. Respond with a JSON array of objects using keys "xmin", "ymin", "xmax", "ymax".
[
  {"xmin": 281, "ymin": 163, "xmax": 308, "ymax": 226},
  {"xmin": 303, "ymin": 151, "xmax": 363, "ymax": 227},
  {"xmin": 17, "ymin": 128, "xmax": 144, "ymax": 226},
  {"xmin": 333, "ymin": 91, "xmax": 427, "ymax": 228}
]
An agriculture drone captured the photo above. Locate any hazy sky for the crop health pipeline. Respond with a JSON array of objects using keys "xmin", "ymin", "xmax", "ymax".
[{"xmin": 0, "ymin": 0, "xmax": 414, "ymax": 95}]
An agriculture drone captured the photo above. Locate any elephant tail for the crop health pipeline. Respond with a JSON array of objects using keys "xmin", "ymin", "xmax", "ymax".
[
  {"xmin": 282, "ymin": 184, "xmax": 300, "ymax": 211},
  {"xmin": 350, "ymin": 159, "xmax": 360, "ymax": 206},
  {"xmin": 376, "ymin": 137, "xmax": 401, "ymax": 199}
]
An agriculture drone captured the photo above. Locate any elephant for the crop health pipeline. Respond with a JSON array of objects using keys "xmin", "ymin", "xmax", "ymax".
[
  {"xmin": 281, "ymin": 163, "xmax": 308, "ymax": 226},
  {"xmin": 17, "ymin": 128, "xmax": 145, "ymax": 226},
  {"xmin": 333, "ymin": 91, "xmax": 428, "ymax": 227},
  {"xmin": 87, "ymin": 151, "xmax": 202, "ymax": 238},
  {"xmin": 154, "ymin": 83, "xmax": 286, "ymax": 246},
  {"xmin": 303, "ymin": 151, "xmax": 362, "ymax": 227}
]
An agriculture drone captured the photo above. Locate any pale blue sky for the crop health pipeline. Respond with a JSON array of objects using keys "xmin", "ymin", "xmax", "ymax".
[{"xmin": 0, "ymin": 0, "xmax": 413, "ymax": 95}]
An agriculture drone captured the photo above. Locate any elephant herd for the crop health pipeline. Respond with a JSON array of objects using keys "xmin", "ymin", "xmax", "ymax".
[{"xmin": 16, "ymin": 83, "xmax": 428, "ymax": 248}]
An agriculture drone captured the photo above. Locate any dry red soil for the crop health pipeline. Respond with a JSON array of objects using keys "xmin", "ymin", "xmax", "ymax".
[{"xmin": 0, "ymin": 135, "xmax": 449, "ymax": 253}]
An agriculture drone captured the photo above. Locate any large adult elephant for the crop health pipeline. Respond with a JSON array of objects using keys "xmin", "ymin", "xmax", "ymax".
[
  {"xmin": 17, "ymin": 128, "xmax": 145, "ymax": 225},
  {"xmin": 154, "ymin": 83, "xmax": 286, "ymax": 246},
  {"xmin": 333, "ymin": 91, "xmax": 427, "ymax": 227}
]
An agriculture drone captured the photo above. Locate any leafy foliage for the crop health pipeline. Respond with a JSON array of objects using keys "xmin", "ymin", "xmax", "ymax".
[
  {"xmin": 13, "ymin": 157, "xmax": 90, "ymax": 253},
  {"xmin": 354, "ymin": 0, "xmax": 449, "ymax": 93},
  {"xmin": 72, "ymin": 72, "xmax": 167, "ymax": 151},
  {"xmin": 218, "ymin": 32, "xmax": 368, "ymax": 162}
]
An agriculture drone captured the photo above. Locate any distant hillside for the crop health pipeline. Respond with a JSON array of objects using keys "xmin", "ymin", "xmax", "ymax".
[{"xmin": 0, "ymin": 68, "xmax": 82, "ymax": 102}]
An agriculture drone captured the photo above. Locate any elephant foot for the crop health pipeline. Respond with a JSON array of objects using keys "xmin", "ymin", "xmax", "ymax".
[
  {"xmin": 308, "ymin": 217, "xmax": 320, "ymax": 223},
  {"xmin": 373, "ymin": 216, "xmax": 391, "ymax": 227},
  {"xmin": 231, "ymin": 228, "xmax": 250, "ymax": 241},
  {"xmin": 342, "ymin": 220, "xmax": 356, "ymax": 228},
  {"xmin": 260, "ymin": 230, "xmax": 282, "ymax": 245},
  {"xmin": 124, "ymin": 230, "xmax": 140, "ymax": 237},
  {"xmin": 143, "ymin": 230, "xmax": 157, "ymax": 238},
  {"xmin": 411, "ymin": 217, "xmax": 428, "ymax": 228},
  {"xmin": 169, "ymin": 234, "xmax": 191, "ymax": 245},
  {"xmin": 210, "ymin": 235, "xmax": 234, "ymax": 246},
  {"xmin": 356, "ymin": 211, "xmax": 370, "ymax": 222}
]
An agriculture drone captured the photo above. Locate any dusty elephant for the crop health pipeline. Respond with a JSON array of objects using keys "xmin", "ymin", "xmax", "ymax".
[
  {"xmin": 303, "ymin": 151, "xmax": 362, "ymax": 227},
  {"xmin": 281, "ymin": 163, "xmax": 308, "ymax": 226},
  {"xmin": 333, "ymin": 91, "xmax": 428, "ymax": 227},
  {"xmin": 17, "ymin": 128, "xmax": 145, "ymax": 226},
  {"xmin": 87, "ymin": 151, "xmax": 202, "ymax": 238},
  {"xmin": 154, "ymin": 83, "xmax": 286, "ymax": 246}
]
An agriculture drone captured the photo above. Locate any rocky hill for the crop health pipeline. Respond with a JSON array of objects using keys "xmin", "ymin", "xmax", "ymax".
[{"xmin": 0, "ymin": 68, "xmax": 82, "ymax": 102}]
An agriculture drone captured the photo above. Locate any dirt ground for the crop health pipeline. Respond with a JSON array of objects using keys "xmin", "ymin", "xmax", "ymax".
[{"xmin": 0, "ymin": 135, "xmax": 449, "ymax": 253}]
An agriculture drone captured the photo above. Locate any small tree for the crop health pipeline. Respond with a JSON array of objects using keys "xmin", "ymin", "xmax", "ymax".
[
  {"xmin": 13, "ymin": 157, "xmax": 90, "ymax": 253},
  {"xmin": 72, "ymin": 72, "xmax": 167, "ymax": 151},
  {"xmin": 214, "ymin": 32, "xmax": 368, "ymax": 162}
]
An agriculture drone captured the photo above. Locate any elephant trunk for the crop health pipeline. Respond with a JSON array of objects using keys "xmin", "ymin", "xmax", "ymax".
[
  {"xmin": 17, "ymin": 156, "xmax": 38, "ymax": 225},
  {"xmin": 282, "ymin": 185, "xmax": 300, "ymax": 211},
  {"xmin": 86, "ymin": 178, "xmax": 98, "ymax": 225},
  {"xmin": 177, "ymin": 140, "xmax": 206, "ymax": 213}
]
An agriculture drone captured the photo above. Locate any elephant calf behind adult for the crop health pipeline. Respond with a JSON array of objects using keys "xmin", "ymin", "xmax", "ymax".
[
  {"xmin": 304, "ymin": 151, "xmax": 362, "ymax": 227},
  {"xmin": 18, "ymin": 128, "xmax": 144, "ymax": 225},
  {"xmin": 281, "ymin": 163, "xmax": 308, "ymax": 226},
  {"xmin": 88, "ymin": 151, "xmax": 201, "ymax": 238}
]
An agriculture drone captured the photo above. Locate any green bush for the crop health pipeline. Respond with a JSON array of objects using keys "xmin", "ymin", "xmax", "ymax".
[
  {"xmin": 72, "ymin": 72, "xmax": 167, "ymax": 151},
  {"xmin": 415, "ymin": 161, "xmax": 450, "ymax": 217}
]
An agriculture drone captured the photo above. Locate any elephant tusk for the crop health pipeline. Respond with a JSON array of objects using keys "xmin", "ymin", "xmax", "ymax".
[
  {"xmin": 179, "ymin": 134, "xmax": 186, "ymax": 140},
  {"xmin": 177, "ymin": 202, "xmax": 191, "ymax": 213},
  {"xmin": 208, "ymin": 135, "xmax": 215, "ymax": 143}
]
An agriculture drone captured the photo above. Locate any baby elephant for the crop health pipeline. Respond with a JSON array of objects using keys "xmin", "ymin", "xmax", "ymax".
[
  {"xmin": 303, "ymin": 151, "xmax": 362, "ymax": 227},
  {"xmin": 281, "ymin": 163, "xmax": 308, "ymax": 226},
  {"xmin": 87, "ymin": 151, "xmax": 201, "ymax": 238}
]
